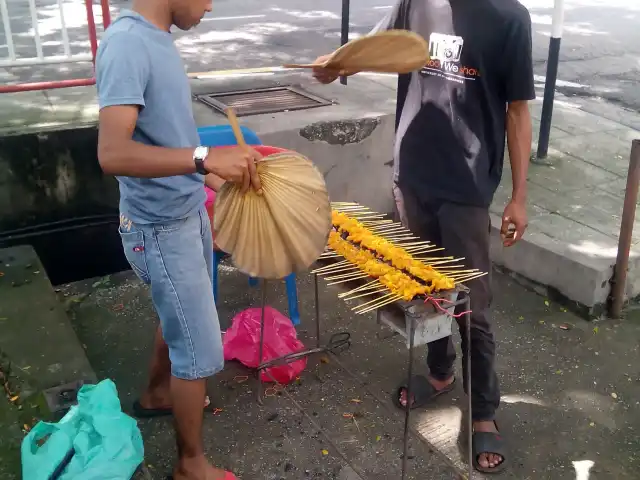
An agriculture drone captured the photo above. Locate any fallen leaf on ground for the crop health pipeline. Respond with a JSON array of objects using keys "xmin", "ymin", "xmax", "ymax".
[
  {"xmin": 544, "ymin": 300, "xmax": 550, "ymax": 307},
  {"xmin": 611, "ymin": 392, "xmax": 618, "ymax": 399},
  {"xmin": 593, "ymin": 327, "xmax": 599, "ymax": 334},
  {"xmin": 321, "ymin": 449, "xmax": 329, "ymax": 455},
  {"xmin": 350, "ymin": 398, "xmax": 362, "ymax": 404},
  {"xmin": 9, "ymin": 395, "xmax": 19, "ymax": 402}
]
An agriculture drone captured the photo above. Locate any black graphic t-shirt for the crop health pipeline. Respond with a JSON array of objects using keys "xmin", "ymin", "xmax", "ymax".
[{"xmin": 373, "ymin": 0, "xmax": 536, "ymax": 207}]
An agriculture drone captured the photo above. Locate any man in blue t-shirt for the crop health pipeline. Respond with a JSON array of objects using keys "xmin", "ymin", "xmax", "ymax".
[
  {"xmin": 96, "ymin": 1, "xmax": 257, "ymax": 478},
  {"xmin": 312, "ymin": 0, "xmax": 535, "ymax": 474}
]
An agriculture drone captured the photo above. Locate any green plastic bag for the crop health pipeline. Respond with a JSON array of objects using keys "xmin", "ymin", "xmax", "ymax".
[{"xmin": 21, "ymin": 379, "xmax": 144, "ymax": 480}]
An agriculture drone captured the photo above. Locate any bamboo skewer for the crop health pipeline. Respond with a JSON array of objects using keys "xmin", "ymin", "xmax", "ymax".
[
  {"xmin": 356, "ymin": 295, "xmax": 403, "ymax": 314},
  {"xmin": 338, "ymin": 282, "xmax": 387, "ymax": 300},
  {"xmin": 415, "ymin": 256, "xmax": 453, "ymax": 261},
  {"xmin": 352, "ymin": 292, "xmax": 395, "ymax": 310},
  {"xmin": 370, "ymin": 224, "xmax": 407, "ymax": 232},
  {"xmin": 438, "ymin": 269, "xmax": 478, "ymax": 275},
  {"xmin": 327, "ymin": 276, "xmax": 371, "ymax": 286},
  {"xmin": 312, "ymin": 260, "xmax": 350, "ymax": 273},
  {"xmin": 338, "ymin": 280, "xmax": 380, "ymax": 297},
  {"xmin": 325, "ymin": 271, "xmax": 370, "ymax": 281},
  {"xmin": 453, "ymin": 272, "xmax": 489, "ymax": 282},
  {"xmin": 345, "ymin": 288, "xmax": 389, "ymax": 301},
  {"xmin": 399, "ymin": 241, "xmax": 432, "ymax": 247}
]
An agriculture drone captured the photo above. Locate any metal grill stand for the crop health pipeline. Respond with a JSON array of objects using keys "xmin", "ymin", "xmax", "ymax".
[{"xmin": 253, "ymin": 275, "xmax": 474, "ymax": 480}]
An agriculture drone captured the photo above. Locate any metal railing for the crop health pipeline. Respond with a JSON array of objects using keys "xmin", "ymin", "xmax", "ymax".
[{"xmin": 0, "ymin": 0, "xmax": 111, "ymax": 93}]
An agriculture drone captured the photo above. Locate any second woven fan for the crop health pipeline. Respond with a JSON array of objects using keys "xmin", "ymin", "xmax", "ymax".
[
  {"xmin": 214, "ymin": 150, "xmax": 332, "ymax": 280},
  {"xmin": 283, "ymin": 30, "xmax": 429, "ymax": 74}
]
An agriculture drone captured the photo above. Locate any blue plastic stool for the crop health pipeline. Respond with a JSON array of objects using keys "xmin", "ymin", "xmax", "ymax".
[{"xmin": 198, "ymin": 125, "xmax": 301, "ymax": 326}]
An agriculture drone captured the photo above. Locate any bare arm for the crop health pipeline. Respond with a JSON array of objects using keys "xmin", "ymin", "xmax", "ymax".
[
  {"xmin": 501, "ymin": 100, "xmax": 532, "ymax": 246},
  {"xmin": 506, "ymin": 100, "xmax": 531, "ymax": 204},
  {"xmin": 97, "ymin": 106, "xmax": 262, "ymax": 192},
  {"xmin": 98, "ymin": 105, "xmax": 195, "ymax": 177},
  {"xmin": 205, "ymin": 173, "xmax": 225, "ymax": 191}
]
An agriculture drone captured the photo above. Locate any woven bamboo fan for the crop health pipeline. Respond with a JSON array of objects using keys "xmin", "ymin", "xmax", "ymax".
[
  {"xmin": 283, "ymin": 30, "xmax": 429, "ymax": 74},
  {"xmin": 214, "ymin": 151, "xmax": 332, "ymax": 280}
]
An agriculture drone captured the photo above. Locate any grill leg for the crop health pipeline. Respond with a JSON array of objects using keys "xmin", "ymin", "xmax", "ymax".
[
  {"xmin": 257, "ymin": 279, "xmax": 268, "ymax": 405},
  {"xmin": 401, "ymin": 316, "xmax": 416, "ymax": 479},
  {"xmin": 314, "ymin": 273, "xmax": 321, "ymax": 348},
  {"xmin": 466, "ymin": 295, "xmax": 473, "ymax": 479}
]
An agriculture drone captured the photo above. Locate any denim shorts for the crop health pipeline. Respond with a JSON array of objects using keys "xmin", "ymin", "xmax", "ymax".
[{"xmin": 118, "ymin": 207, "xmax": 223, "ymax": 380}]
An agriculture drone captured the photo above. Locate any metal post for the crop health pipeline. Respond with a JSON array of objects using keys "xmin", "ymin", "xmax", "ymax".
[
  {"xmin": 340, "ymin": 0, "xmax": 350, "ymax": 85},
  {"xmin": 610, "ymin": 140, "xmax": 640, "ymax": 318},
  {"xmin": 536, "ymin": 0, "xmax": 565, "ymax": 160}
]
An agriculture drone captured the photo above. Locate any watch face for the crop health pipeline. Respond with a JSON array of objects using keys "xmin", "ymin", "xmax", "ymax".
[{"xmin": 194, "ymin": 146, "xmax": 208, "ymax": 159}]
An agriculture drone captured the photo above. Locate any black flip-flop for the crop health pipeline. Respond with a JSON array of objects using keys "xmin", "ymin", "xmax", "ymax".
[
  {"xmin": 393, "ymin": 375, "xmax": 456, "ymax": 410},
  {"xmin": 472, "ymin": 422, "xmax": 508, "ymax": 474},
  {"xmin": 132, "ymin": 396, "xmax": 211, "ymax": 418}
]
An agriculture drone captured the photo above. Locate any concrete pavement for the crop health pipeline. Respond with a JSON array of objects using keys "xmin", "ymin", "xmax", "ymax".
[{"xmin": 56, "ymin": 262, "xmax": 640, "ymax": 479}]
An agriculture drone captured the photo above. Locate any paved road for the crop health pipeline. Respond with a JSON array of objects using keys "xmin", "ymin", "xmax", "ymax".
[{"xmin": 1, "ymin": 0, "xmax": 639, "ymax": 109}]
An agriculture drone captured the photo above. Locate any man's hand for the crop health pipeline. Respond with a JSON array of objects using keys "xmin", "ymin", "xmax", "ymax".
[
  {"xmin": 204, "ymin": 146, "xmax": 262, "ymax": 194},
  {"xmin": 501, "ymin": 200, "xmax": 527, "ymax": 247},
  {"xmin": 312, "ymin": 54, "xmax": 358, "ymax": 84}
]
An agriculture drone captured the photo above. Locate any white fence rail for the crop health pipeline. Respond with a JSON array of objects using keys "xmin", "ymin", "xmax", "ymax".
[{"xmin": 0, "ymin": 0, "xmax": 102, "ymax": 68}]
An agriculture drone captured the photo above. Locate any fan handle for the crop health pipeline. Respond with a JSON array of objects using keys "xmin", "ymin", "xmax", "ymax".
[{"xmin": 225, "ymin": 107, "xmax": 247, "ymax": 148}]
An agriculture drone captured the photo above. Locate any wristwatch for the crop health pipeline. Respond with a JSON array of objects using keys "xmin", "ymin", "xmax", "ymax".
[{"xmin": 193, "ymin": 146, "xmax": 209, "ymax": 175}]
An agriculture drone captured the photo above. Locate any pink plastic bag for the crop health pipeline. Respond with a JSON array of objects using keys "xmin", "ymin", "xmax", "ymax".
[{"xmin": 223, "ymin": 307, "xmax": 307, "ymax": 384}]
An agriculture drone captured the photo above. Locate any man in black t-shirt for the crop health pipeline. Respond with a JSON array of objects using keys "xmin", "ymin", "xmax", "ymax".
[{"xmin": 312, "ymin": 0, "xmax": 535, "ymax": 473}]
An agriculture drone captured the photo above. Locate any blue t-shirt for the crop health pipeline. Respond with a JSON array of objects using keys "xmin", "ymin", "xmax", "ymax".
[{"xmin": 96, "ymin": 10, "xmax": 205, "ymax": 224}]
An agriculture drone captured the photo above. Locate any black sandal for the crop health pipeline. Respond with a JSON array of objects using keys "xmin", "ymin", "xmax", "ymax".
[
  {"xmin": 393, "ymin": 375, "xmax": 456, "ymax": 410},
  {"xmin": 472, "ymin": 422, "xmax": 508, "ymax": 474},
  {"xmin": 132, "ymin": 396, "xmax": 211, "ymax": 418}
]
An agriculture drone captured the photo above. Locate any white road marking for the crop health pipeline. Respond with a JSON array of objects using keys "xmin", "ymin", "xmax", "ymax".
[
  {"xmin": 207, "ymin": 14, "xmax": 266, "ymax": 21},
  {"xmin": 534, "ymin": 74, "xmax": 589, "ymax": 89}
]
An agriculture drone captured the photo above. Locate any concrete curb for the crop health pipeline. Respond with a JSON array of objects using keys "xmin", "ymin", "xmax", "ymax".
[
  {"xmin": 0, "ymin": 245, "xmax": 96, "ymax": 415},
  {"xmin": 489, "ymin": 214, "xmax": 613, "ymax": 317}
]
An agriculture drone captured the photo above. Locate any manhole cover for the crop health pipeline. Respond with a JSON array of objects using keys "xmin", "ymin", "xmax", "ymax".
[{"xmin": 194, "ymin": 86, "xmax": 333, "ymax": 117}]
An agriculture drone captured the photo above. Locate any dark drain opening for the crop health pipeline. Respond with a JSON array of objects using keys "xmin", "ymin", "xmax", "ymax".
[
  {"xmin": 0, "ymin": 215, "xmax": 129, "ymax": 286},
  {"xmin": 194, "ymin": 86, "xmax": 333, "ymax": 117}
]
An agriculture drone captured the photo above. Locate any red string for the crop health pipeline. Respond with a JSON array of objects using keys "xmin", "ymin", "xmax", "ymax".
[{"xmin": 424, "ymin": 296, "xmax": 472, "ymax": 318}]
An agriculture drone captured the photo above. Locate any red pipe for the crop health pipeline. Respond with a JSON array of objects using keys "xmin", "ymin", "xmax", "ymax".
[
  {"xmin": 84, "ymin": 0, "xmax": 98, "ymax": 64},
  {"xmin": 0, "ymin": 78, "xmax": 96, "ymax": 94},
  {"xmin": 101, "ymin": 0, "xmax": 112, "ymax": 29}
]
